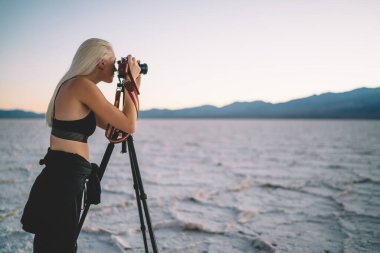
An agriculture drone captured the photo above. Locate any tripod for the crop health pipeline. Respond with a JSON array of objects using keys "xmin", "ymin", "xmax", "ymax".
[
  {"xmin": 75, "ymin": 62, "xmax": 158, "ymax": 252},
  {"xmin": 75, "ymin": 135, "xmax": 159, "ymax": 253}
]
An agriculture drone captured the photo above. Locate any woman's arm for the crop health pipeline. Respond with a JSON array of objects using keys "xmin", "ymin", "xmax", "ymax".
[
  {"xmin": 74, "ymin": 78, "xmax": 138, "ymax": 134},
  {"xmin": 95, "ymin": 114, "xmax": 108, "ymax": 130}
]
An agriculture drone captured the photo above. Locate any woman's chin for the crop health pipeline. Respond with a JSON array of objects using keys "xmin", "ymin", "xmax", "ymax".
[{"xmin": 105, "ymin": 78, "xmax": 114, "ymax": 83}]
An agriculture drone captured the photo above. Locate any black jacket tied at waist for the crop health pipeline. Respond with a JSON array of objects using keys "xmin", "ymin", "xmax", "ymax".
[
  {"xmin": 85, "ymin": 163, "xmax": 101, "ymax": 205},
  {"xmin": 21, "ymin": 148, "xmax": 101, "ymax": 234}
]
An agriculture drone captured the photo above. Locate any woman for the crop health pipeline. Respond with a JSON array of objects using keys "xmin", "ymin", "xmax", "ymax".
[{"xmin": 21, "ymin": 38, "xmax": 141, "ymax": 252}]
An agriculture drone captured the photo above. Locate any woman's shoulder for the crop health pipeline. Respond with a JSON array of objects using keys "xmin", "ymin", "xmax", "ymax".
[
  {"xmin": 59, "ymin": 77, "xmax": 100, "ymax": 103},
  {"xmin": 66, "ymin": 76, "xmax": 95, "ymax": 89},
  {"xmin": 65, "ymin": 77, "xmax": 106, "ymax": 108}
]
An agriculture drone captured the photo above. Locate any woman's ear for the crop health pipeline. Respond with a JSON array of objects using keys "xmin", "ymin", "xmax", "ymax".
[{"xmin": 98, "ymin": 61, "xmax": 105, "ymax": 70}]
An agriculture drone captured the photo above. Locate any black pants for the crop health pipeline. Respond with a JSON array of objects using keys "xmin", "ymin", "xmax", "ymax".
[
  {"xmin": 32, "ymin": 190, "xmax": 83, "ymax": 253},
  {"xmin": 33, "ymin": 233, "xmax": 78, "ymax": 253},
  {"xmin": 21, "ymin": 149, "xmax": 93, "ymax": 253}
]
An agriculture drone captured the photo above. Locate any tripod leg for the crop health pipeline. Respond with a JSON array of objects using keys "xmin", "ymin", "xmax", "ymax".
[
  {"xmin": 127, "ymin": 139, "xmax": 150, "ymax": 253},
  {"xmin": 127, "ymin": 136, "xmax": 159, "ymax": 253}
]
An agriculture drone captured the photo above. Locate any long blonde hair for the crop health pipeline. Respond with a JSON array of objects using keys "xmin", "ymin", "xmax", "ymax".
[{"xmin": 46, "ymin": 38, "xmax": 114, "ymax": 126}]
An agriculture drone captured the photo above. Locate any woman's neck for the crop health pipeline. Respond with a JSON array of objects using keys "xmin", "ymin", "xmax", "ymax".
[{"xmin": 82, "ymin": 70, "xmax": 101, "ymax": 84}]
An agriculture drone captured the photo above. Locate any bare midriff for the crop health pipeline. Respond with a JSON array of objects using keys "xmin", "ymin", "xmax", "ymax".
[{"xmin": 50, "ymin": 135, "xmax": 90, "ymax": 161}]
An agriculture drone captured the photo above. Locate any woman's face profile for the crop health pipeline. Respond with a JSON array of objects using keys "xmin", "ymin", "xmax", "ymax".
[{"xmin": 102, "ymin": 56, "xmax": 117, "ymax": 83}]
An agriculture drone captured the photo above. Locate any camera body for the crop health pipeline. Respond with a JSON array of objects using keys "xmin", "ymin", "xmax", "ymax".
[{"xmin": 117, "ymin": 57, "xmax": 148, "ymax": 79}]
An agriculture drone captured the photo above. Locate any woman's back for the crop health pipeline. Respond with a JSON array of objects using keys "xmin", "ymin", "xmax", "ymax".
[{"xmin": 50, "ymin": 78, "xmax": 95, "ymax": 160}]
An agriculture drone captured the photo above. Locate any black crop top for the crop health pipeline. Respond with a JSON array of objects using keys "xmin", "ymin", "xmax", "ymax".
[
  {"xmin": 51, "ymin": 84, "xmax": 97, "ymax": 143},
  {"xmin": 51, "ymin": 111, "xmax": 96, "ymax": 143},
  {"xmin": 53, "ymin": 111, "xmax": 96, "ymax": 136}
]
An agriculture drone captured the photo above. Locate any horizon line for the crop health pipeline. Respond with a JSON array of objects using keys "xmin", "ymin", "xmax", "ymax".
[{"xmin": 1, "ymin": 85, "xmax": 378, "ymax": 114}]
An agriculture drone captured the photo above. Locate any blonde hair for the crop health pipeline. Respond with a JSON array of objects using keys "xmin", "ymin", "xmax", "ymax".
[{"xmin": 46, "ymin": 38, "xmax": 115, "ymax": 126}]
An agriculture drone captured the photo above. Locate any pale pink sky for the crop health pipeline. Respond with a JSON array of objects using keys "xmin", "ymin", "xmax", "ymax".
[{"xmin": 1, "ymin": 0, "xmax": 379, "ymax": 113}]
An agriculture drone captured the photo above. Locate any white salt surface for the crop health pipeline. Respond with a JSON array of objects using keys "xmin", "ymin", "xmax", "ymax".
[{"xmin": 1, "ymin": 119, "xmax": 380, "ymax": 252}]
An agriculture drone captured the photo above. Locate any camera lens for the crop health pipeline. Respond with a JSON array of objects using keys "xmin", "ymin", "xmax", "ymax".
[{"xmin": 139, "ymin": 63, "xmax": 148, "ymax": 75}]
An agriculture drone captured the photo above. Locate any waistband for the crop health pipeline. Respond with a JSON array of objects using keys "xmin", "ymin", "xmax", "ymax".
[
  {"xmin": 39, "ymin": 148, "xmax": 92, "ymax": 174},
  {"xmin": 51, "ymin": 127, "xmax": 89, "ymax": 143}
]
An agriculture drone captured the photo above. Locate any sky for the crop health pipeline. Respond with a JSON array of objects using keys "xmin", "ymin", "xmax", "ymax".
[{"xmin": 0, "ymin": 0, "xmax": 379, "ymax": 113}]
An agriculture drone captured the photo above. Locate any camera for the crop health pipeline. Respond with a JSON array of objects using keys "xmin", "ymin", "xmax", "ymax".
[{"xmin": 117, "ymin": 57, "xmax": 148, "ymax": 79}]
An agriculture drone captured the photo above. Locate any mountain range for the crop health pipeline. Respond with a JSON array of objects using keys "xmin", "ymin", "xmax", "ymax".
[
  {"xmin": 139, "ymin": 87, "xmax": 380, "ymax": 119},
  {"xmin": 0, "ymin": 109, "xmax": 45, "ymax": 119},
  {"xmin": 1, "ymin": 87, "xmax": 379, "ymax": 119}
]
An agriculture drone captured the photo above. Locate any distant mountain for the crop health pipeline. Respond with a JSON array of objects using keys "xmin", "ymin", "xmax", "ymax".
[
  {"xmin": 139, "ymin": 87, "xmax": 380, "ymax": 119},
  {"xmin": 0, "ymin": 109, "xmax": 44, "ymax": 119},
  {"xmin": 1, "ymin": 87, "xmax": 379, "ymax": 119}
]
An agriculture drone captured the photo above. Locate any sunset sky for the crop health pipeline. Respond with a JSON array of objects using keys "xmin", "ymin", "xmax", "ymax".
[{"xmin": 1, "ymin": 0, "xmax": 379, "ymax": 113}]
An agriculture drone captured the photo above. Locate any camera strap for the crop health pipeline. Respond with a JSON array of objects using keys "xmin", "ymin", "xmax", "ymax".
[
  {"xmin": 105, "ymin": 64, "xmax": 140, "ymax": 144},
  {"xmin": 124, "ymin": 63, "xmax": 140, "ymax": 114}
]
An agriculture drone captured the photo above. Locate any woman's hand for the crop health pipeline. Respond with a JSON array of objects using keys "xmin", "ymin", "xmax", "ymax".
[
  {"xmin": 127, "ymin": 55, "xmax": 141, "ymax": 83},
  {"xmin": 135, "ymin": 74, "xmax": 142, "ymax": 90}
]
